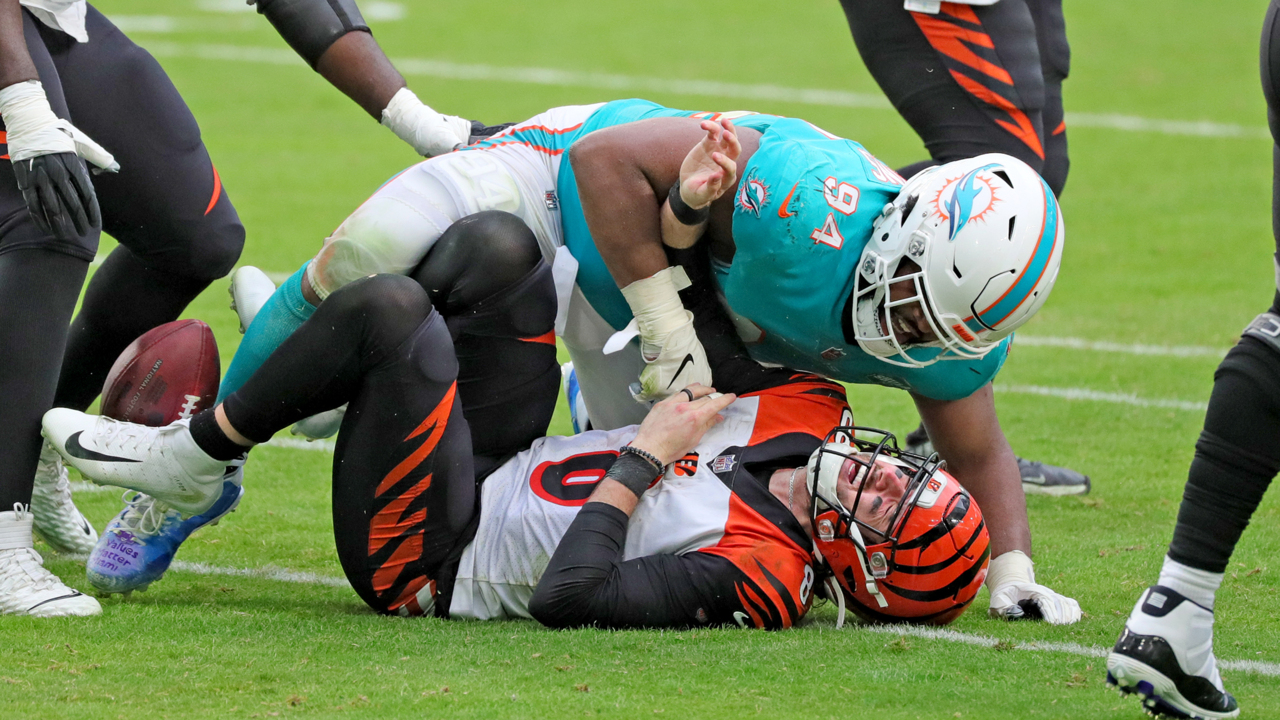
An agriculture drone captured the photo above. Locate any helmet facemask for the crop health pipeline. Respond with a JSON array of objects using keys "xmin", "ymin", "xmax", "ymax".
[{"xmin": 806, "ymin": 428, "xmax": 947, "ymax": 617}]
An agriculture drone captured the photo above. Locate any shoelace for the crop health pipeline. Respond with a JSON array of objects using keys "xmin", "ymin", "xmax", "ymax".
[
  {"xmin": 96, "ymin": 418, "xmax": 159, "ymax": 455},
  {"xmin": 33, "ymin": 450, "xmax": 72, "ymax": 500},
  {"xmin": 117, "ymin": 491, "xmax": 179, "ymax": 537},
  {"xmin": 0, "ymin": 547, "xmax": 64, "ymax": 594}
]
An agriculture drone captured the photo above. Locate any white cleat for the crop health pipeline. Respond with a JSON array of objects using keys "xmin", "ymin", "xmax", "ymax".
[
  {"xmin": 290, "ymin": 404, "xmax": 346, "ymax": 441},
  {"xmin": 1106, "ymin": 585, "xmax": 1239, "ymax": 719},
  {"xmin": 229, "ymin": 265, "xmax": 277, "ymax": 333},
  {"xmin": 0, "ymin": 505, "xmax": 101, "ymax": 617},
  {"xmin": 31, "ymin": 440, "xmax": 98, "ymax": 554},
  {"xmin": 41, "ymin": 410, "xmax": 241, "ymax": 517}
]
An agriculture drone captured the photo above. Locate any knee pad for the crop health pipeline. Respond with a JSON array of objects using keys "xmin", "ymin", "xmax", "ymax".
[{"xmin": 413, "ymin": 210, "xmax": 543, "ymax": 314}]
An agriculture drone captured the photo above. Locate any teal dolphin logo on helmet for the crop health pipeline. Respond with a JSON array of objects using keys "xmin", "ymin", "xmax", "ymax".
[{"xmin": 946, "ymin": 163, "xmax": 1000, "ymax": 241}]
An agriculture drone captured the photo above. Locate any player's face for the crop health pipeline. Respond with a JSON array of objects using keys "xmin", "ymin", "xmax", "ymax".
[
  {"xmin": 834, "ymin": 454, "xmax": 912, "ymax": 536},
  {"xmin": 880, "ymin": 259, "xmax": 940, "ymax": 346}
]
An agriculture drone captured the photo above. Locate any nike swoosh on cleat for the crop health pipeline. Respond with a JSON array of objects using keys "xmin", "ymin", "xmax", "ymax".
[
  {"xmin": 778, "ymin": 182, "xmax": 800, "ymax": 218},
  {"xmin": 667, "ymin": 354, "xmax": 696, "ymax": 389},
  {"xmin": 64, "ymin": 432, "xmax": 142, "ymax": 464}
]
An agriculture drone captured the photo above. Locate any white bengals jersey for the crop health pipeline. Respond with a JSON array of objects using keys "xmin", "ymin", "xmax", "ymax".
[{"xmin": 448, "ymin": 375, "xmax": 851, "ymax": 628}]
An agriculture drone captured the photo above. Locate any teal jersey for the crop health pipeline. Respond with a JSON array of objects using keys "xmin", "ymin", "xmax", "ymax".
[
  {"xmin": 560, "ymin": 101, "xmax": 1010, "ymax": 401},
  {"xmin": 722, "ymin": 118, "xmax": 1010, "ymax": 401},
  {"xmin": 557, "ymin": 99, "xmax": 784, "ymax": 329}
]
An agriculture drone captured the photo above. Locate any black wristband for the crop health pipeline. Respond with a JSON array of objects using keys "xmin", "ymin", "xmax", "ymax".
[
  {"xmin": 667, "ymin": 181, "xmax": 710, "ymax": 226},
  {"xmin": 607, "ymin": 451, "xmax": 664, "ymax": 498}
]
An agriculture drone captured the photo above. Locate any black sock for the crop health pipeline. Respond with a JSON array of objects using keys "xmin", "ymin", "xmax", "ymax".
[
  {"xmin": 188, "ymin": 409, "xmax": 249, "ymax": 461},
  {"xmin": 1167, "ymin": 337, "xmax": 1280, "ymax": 572}
]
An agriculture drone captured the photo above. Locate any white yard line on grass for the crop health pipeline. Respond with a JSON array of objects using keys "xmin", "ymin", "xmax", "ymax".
[
  {"xmin": 859, "ymin": 624, "xmax": 1280, "ymax": 677},
  {"xmin": 1013, "ymin": 335, "xmax": 1227, "ymax": 359},
  {"xmin": 141, "ymin": 42, "xmax": 1270, "ymax": 141},
  {"xmin": 995, "ymin": 384, "xmax": 1208, "ymax": 412},
  {"xmin": 60, "ymin": 548, "xmax": 1280, "ymax": 676}
]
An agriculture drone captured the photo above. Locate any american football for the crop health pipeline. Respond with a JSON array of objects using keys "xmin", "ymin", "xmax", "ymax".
[{"xmin": 99, "ymin": 319, "xmax": 220, "ymax": 427}]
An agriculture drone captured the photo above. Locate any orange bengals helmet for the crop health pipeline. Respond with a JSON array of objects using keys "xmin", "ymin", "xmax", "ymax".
[{"xmin": 807, "ymin": 427, "xmax": 990, "ymax": 626}]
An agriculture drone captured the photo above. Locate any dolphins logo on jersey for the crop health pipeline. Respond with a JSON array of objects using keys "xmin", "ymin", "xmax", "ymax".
[
  {"xmin": 932, "ymin": 163, "xmax": 1001, "ymax": 241},
  {"xmin": 736, "ymin": 171, "xmax": 769, "ymax": 217}
]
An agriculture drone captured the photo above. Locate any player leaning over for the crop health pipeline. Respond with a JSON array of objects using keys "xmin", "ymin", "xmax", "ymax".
[
  {"xmin": 122, "ymin": 97, "xmax": 1077, "ymax": 623},
  {"xmin": 0, "ymin": 0, "xmax": 479, "ymax": 617},
  {"xmin": 1104, "ymin": 4, "xmax": 1280, "ymax": 719},
  {"xmin": 44, "ymin": 222, "xmax": 991, "ymax": 628},
  {"xmin": 835, "ymin": 0, "xmax": 1084, "ymax": 493}
]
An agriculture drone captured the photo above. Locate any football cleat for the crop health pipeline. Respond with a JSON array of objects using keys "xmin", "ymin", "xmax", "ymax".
[
  {"xmin": 0, "ymin": 505, "xmax": 101, "ymax": 617},
  {"xmin": 42, "ymin": 410, "xmax": 242, "ymax": 517},
  {"xmin": 1017, "ymin": 457, "xmax": 1091, "ymax": 496},
  {"xmin": 903, "ymin": 423, "xmax": 1089, "ymax": 496},
  {"xmin": 1106, "ymin": 586, "xmax": 1239, "ymax": 719},
  {"xmin": 30, "ymin": 440, "xmax": 98, "ymax": 554},
  {"xmin": 562, "ymin": 362, "xmax": 590, "ymax": 434},
  {"xmin": 290, "ymin": 405, "xmax": 346, "ymax": 440},
  {"xmin": 86, "ymin": 470, "xmax": 244, "ymax": 595},
  {"xmin": 228, "ymin": 265, "xmax": 277, "ymax": 333}
]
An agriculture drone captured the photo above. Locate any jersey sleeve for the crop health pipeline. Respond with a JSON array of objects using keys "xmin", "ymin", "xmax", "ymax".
[{"xmin": 528, "ymin": 502, "xmax": 811, "ymax": 630}]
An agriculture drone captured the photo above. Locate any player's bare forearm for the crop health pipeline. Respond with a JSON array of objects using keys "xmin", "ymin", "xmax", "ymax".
[
  {"xmin": 569, "ymin": 117, "xmax": 758, "ymax": 287},
  {"xmin": 0, "ymin": 0, "xmax": 38, "ymax": 88},
  {"xmin": 913, "ymin": 385, "xmax": 1031, "ymax": 559},
  {"xmin": 314, "ymin": 31, "xmax": 405, "ymax": 119}
]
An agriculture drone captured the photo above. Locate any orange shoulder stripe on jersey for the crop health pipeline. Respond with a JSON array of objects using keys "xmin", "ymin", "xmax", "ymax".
[
  {"xmin": 466, "ymin": 139, "xmax": 568, "ymax": 156},
  {"xmin": 376, "ymin": 382, "xmax": 456, "ymax": 497},
  {"xmin": 939, "ymin": 2, "xmax": 980, "ymax": 24},
  {"xmin": 950, "ymin": 70, "xmax": 1046, "ymax": 159},
  {"xmin": 519, "ymin": 330, "xmax": 557, "ymax": 346},
  {"xmin": 0, "ymin": 130, "xmax": 7, "ymax": 160},
  {"xmin": 204, "ymin": 165, "xmax": 222, "ymax": 216},
  {"xmin": 735, "ymin": 583, "xmax": 768, "ymax": 628},
  {"xmin": 700, "ymin": 494, "xmax": 813, "ymax": 628},
  {"xmin": 743, "ymin": 379, "xmax": 849, "ymax": 447},
  {"xmin": 368, "ymin": 474, "xmax": 432, "ymax": 555},
  {"xmin": 911, "ymin": 12, "xmax": 1013, "ymax": 87}
]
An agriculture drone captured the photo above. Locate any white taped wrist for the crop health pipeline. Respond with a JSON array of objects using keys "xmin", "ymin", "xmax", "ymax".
[
  {"xmin": 0, "ymin": 507, "xmax": 34, "ymax": 550},
  {"xmin": 380, "ymin": 87, "xmax": 470, "ymax": 157},
  {"xmin": 0, "ymin": 81, "xmax": 71, "ymax": 162},
  {"xmin": 620, "ymin": 267, "xmax": 693, "ymax": 358},
  {"xmin": 986, "ymin": 550, "xmax": 1034, "ymax": 588}
]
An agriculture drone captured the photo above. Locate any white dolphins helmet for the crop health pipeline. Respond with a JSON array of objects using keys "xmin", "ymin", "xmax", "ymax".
[{"xmin": 852, "ymin": 153, "xmax": 1065, "ymax": 367}]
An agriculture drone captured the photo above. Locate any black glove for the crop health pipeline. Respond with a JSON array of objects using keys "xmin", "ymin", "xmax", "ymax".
[{"xmin": 13, "ymin": 152, "xmax": 100, "ymax": 240}]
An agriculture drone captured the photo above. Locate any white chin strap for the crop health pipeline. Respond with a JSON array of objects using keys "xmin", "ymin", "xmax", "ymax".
[
  {"xmin": 825, "ymin": 576, "xmax": 848, "ymax": 629},
  {"xmin": 850, "ymin": 528, "xmax": 890, "ymax": 609}
]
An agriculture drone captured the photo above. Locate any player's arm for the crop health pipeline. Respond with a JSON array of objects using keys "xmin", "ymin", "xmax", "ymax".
[
  {"xmin": 529, "ymin": 386, "xmax": 741, "ymax": 628},
  {"xmin": 569, "ymin": 117, "xmax": 759, "ymax": 402},
  {"xmin": 914, "ymin": 385, "xmax": 1082, "ymax": 625},
  {"xmin": 0, "ymin": 0, "xmax": 115, "ymax": 239},
  {"xmin": 251, "ymin": 0, "xmax": 469, "ymax": 156}
]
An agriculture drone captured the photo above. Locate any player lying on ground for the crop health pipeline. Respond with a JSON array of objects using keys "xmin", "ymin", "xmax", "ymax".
[
  {"xmin": 1104, "ymin": 3, "xmax": 1280, "ymax": 718},
  {"xmin": 202, "ymin": 98, "xmax": 1075, "ymax": 623},
  {"xmin": 44, "ymin": 223, "xmax": 992, "ymax": 627}
]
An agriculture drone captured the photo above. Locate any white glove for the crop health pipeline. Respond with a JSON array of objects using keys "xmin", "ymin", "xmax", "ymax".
[
  {"xmin": 380, "ymin": 87, "xmax": 472, "ymax": 157},
  {"xmin": 986, "ymin": 550, "xmax": 1082, "ymax": 625},
  {"xmin": 618, "ymin": 266, "xmax": 712, "ymax": 404}
]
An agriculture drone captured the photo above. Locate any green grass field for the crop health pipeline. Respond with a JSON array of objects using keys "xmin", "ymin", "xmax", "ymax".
[{"xmin": 3, "ymin": 0, "xmax": 1280, "ymax": 717}]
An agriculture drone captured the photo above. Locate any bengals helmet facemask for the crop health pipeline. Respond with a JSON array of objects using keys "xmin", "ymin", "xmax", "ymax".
[{"xmin": 806, "ymin": 427, "xmax": 990, "ymax": 626}]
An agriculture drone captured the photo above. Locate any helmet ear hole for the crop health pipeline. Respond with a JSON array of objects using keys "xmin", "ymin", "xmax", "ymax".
[
  {"xmin": 901, "ymin": 193, "xmax": 920, "ymax": 220},
  {"xmin": 1007, "ymin": 216, "xmax": 1017, "ymax": 239},
  {"xmin": 993, "ymin": 169, "xmax": 1013, "ymax": 187}
]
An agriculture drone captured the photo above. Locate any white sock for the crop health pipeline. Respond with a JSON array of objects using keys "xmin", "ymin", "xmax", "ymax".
[{"xmin": 1157, "ymin": 555, "xmax": 1223, "ymax": 610}]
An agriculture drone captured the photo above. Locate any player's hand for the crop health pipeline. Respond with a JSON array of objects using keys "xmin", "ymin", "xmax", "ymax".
[
  {"xmin": 381, "ymin": 87, "xmax": 472, "ymax": 157},
  {"xmin": 985, "ymin": 550, "xmax": 1081, "ymax": 625},
  {"xmin": 0, "ymin": 81, "xmax": 117, "ymax": 240},
  {"xmin": 988, "ymin": 581, "xmax": 1082, "ymax": 625},
  {"xmin": 631, "ymin": 384, "xmax": 736, "ymax": 464},
  {"xmin": 677, "ymin": 118, "xmax": 741, "ymax": 209},
  {"xmin": 631, "ymin": 315, "xmax": 714, "ymax": 404}
]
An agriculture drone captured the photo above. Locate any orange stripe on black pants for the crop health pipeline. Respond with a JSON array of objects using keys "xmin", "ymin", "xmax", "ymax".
[{"xmin": 838, "ymin": 0, "xmax": 1070, "ymax": 195}]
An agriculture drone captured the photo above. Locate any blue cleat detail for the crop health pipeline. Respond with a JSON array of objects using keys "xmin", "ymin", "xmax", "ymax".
[
  {"xmin": 86, "ymin": 469, "xmax": 244, "ymax": 595},
  {"xmin": 562, "ymin": 362, "xmax": 590, "ymax": 434}
]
